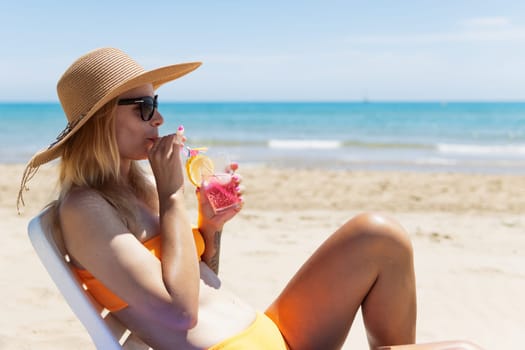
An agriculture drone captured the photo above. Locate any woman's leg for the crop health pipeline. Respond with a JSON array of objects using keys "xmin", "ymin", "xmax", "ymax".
[
  {"xmin": 265, "ymin": 212, "xmax": 417, "ymax": 350},
  {"xmin": 379, "ymin": 340, "xmax": 485, "ymax": 350}
]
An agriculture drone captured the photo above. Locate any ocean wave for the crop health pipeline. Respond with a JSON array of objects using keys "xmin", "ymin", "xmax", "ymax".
[
  {"xmin": 186, "ymin": 139, "xmax": 266, "ymax": 147},
  {"xmin": 413, "ymin": 158, "xmax": 459, "ymax": 166},
  {"xmin": 267, "ymin": 139, "xmax": 436, "ymax": 150},
  {"xmin": 268, "ymin": 139, "xmax": 342, "ymax": 149},
  {"xmin": 342, "ymin": 140, "xmax": 433, "ymax": 149},
  {"xmin": 437, "ymin": 143, "xmax": 525, "ymax": 156},
  {"xmin": 176, "ymin": 137, "xmax": 525, "ymax": 156}
]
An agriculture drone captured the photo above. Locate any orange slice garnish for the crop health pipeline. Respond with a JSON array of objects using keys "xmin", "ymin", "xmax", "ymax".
[{"xmin": 186, "ymin": 154, "xmax": 214, "ymax": 187}]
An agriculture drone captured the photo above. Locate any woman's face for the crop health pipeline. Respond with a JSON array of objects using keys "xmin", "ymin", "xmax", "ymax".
[{"xmin": 115, "ymin": 84, "xmax": 163, "ymax": 161}]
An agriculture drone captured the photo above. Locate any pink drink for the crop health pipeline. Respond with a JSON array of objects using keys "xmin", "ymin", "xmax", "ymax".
[{"xmin": 202, "ymin": 174, "xmax": 240, "ymax": 213}]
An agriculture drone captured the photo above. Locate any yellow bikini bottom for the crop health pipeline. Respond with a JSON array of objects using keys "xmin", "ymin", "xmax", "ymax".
[{"xmin": 209, "ymin": 312, "xmax": 290, "ymax": 350}]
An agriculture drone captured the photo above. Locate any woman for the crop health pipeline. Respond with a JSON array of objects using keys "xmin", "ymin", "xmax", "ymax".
[{"xmin": 19, "ymin": 48, "xmax": 477, "ymax": 350}]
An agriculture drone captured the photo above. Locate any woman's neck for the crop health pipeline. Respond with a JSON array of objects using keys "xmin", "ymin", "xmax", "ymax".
[{"xmin": 119, "ymin": 159, "xmax": 132, "ymax": 183}]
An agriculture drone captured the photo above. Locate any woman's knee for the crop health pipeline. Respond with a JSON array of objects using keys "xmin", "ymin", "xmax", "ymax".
[{"xmin": 338, "ymin": 212, "xmax": 413, "ymax": 260}]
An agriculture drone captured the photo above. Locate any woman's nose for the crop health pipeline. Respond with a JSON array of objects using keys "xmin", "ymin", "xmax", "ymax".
[{"xmin": 150, "ymin": 110, "xmax": 164, "ymax": 126}]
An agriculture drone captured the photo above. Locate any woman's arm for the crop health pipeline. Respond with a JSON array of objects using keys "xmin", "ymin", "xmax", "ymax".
[
  {"xmin": 198, "ymin": 221, "xmax": 223, "ymax": 274},
  {"xmin": 196, "ymin": 169, "xmax": 243, "ymax": 275},
  {"xmin": 158, "ymin": 190, "xmax": 200, "ymax": 327},
  {"xmin": 149, "ymin": 133, "xmax": 200, "ymax": 327}
]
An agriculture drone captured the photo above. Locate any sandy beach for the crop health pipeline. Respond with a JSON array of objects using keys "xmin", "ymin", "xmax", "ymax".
[{"xmin": 2, "ymin": 163, "xmax": 524, "ymax": 349}]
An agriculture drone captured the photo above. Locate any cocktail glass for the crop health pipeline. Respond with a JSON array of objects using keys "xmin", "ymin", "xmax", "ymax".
[{"xmin": 202, "ymin": 172, "xmax": 241, "ymax": 213}]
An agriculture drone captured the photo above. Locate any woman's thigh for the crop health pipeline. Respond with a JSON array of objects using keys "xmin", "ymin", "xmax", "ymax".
[{"xmin": 265, "ymin": 212, "xmax": 416, "ymax": 350}]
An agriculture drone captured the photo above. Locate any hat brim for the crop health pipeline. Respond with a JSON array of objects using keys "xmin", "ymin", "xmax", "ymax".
[{"xmin": 28, "ymin": 61, "xmax": 202, "ymax": 168}]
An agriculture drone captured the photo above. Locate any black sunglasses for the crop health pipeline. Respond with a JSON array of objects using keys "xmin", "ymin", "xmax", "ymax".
[{"xmin": 117, "ymin": 95, "xmax": 158, "ymax": 121}]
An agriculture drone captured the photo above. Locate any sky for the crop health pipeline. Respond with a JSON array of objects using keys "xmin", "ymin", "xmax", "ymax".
[{"xmin": 2, "ymin": 0, "xmax": 525, "ymax": 102}]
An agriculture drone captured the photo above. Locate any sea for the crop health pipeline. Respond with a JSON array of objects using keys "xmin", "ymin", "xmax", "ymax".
[{"xmin": 1, "ymin": 102, "xmax": 525, "ymax": 174}]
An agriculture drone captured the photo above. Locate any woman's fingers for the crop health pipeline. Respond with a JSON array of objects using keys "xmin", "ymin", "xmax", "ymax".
[
  {"xmin": 149, "ymin": 133, "xmax": 185, "ymax": 161},
  {"xmin": 148, "ymin": 133, "xmax": 186, "ymax": 195},
  {"xmin": 231, "ymin": 173, "xmax": 242, "ymax": 185}
]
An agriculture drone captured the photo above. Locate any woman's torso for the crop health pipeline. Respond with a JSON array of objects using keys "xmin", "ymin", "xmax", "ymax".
[
  {"xmin": 65, "ymin": 193, "xmax": 257, "ymax": 350},
  {"xmin": 116, "ymin": 261, "xmax": 257, "ymax": 349}
]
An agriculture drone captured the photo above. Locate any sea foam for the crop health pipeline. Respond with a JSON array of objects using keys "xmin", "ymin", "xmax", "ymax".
[
  {"xmin": 437, "ymin": 143, "xmax": 525, "ymax": 156},
  {"xmin": 268, "ymin": 139, "xmax": 342, "ymax": 150}
]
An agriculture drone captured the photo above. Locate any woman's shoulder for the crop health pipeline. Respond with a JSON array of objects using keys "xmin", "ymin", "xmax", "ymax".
[
  {"xmin": 59, "ymin": 187, "xmax": 121, "ymax": 225},
  {"xmin": 59, "ymin": 187, "xmax": 129, "ymax": 257},
  {"xmin": 60, "ymin": 187, "xmax": 109, "ymax": 212}
]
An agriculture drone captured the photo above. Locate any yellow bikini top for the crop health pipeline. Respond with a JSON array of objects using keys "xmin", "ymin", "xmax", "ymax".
[{"xmin": 74, "ymin": 227, "xmax": 205, "ymax": 312}]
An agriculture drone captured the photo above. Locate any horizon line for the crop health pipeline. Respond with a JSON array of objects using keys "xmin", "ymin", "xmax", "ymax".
[{"xmin": 1, "ymin": 99, "xmax": 525, "ymax": 104}]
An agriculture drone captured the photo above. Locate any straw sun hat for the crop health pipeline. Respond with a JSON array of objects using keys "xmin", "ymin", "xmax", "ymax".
[{"xmin": 18, "ymin": 47, "xmax": 201, "ymax": 209}]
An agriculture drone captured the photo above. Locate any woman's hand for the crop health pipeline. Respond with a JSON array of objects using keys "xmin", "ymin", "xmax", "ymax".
[
  {"xmin": 148, "ymin": 133, "xmax": 186, "ymax": 201},
  {"xmin": 196, "ymin": 162, "xmax": 243, "ymax": 274},
  {"xmin": 197, "ymin": 162, "xmax": 244, "ymax": 232}
]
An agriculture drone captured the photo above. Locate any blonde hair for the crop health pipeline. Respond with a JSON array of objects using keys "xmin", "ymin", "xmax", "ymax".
[{"xmin": 53, "ymin": 98, "xmax": 156, "ymax": 228}]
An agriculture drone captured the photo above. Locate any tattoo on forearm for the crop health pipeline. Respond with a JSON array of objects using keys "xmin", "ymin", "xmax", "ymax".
[{"xmin": 207, "ymin": 230, "xmax": 222, "ymax": 274}]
